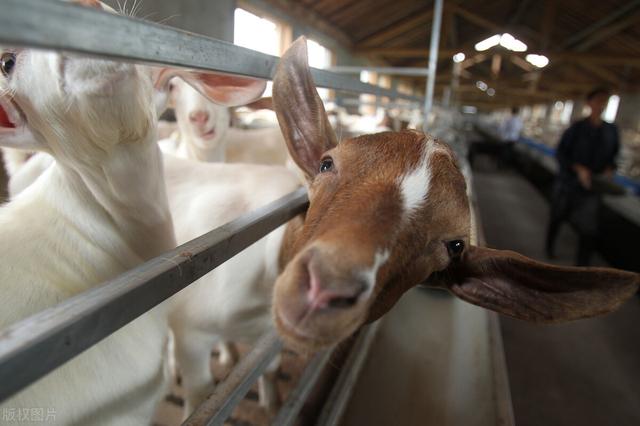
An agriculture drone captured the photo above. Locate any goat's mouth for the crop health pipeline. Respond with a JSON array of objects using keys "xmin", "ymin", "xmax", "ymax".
[
  {"xmin": 0, "ymin": 99, "xmax": 22, "ymax": 132},
  {"xmin": 0, "ymin": 105, "xmax": 14, "ymax": 129},
  {"xmin": 273, "ymin": 305, "xmax": 333, "ymax": 351},
  {"xmin": 273, "ymin": 300, "xmax": 363, "ymax": 352},
  {"xmin": 199, "ymin": 127, "xmax": 216, "ymax": 139}
]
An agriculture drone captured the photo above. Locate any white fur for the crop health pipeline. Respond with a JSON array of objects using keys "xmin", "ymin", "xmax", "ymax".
[
  {"xmin": 163, "ymin": 155, "xmax": 301, "ymax": 415},
  {"xmin": 398, "ymin": 142, "xmax": 434, "ymax": 215},
  {"xmin": 0, "ymin": 45, "xmax": 175, "ymax": 425},
  {"xmin": 155, "ymin": 78, "xmax": 295, "ymax": 416},
  {"xmin": 359, "ymin": 249, "xmax": 390, "ymax": 299}
]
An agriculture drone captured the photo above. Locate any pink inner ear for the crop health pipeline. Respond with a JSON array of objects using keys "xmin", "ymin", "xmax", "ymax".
[
  {"xmin": 0, "ymin": 105, "xmax": 15, "ymax": 129},
  {"xmin": 196, "ymin": 74, "xmax": 260, "ymax": 89}
]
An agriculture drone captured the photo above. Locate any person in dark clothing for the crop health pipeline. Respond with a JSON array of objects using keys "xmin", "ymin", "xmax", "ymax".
[{"xmin": 545, "ymin": 87, "xmax": 620, "ymax": 266}]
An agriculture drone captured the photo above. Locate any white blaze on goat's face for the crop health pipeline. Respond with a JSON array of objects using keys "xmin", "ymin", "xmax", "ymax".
[
  {"xmin": 398, "ymin": 138, "xmax": 435, "ymax": 216},
  {"xmin": 170, "ymin": 77, "xmax": 230, "ymax": 151},
  {"xmin": 398, "ymin": 140, "xmax": 455, "ymax": 217}
]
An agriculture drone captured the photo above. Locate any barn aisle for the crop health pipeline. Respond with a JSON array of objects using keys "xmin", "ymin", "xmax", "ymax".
[{"xmin": 473, "ymin": 167, "xmax": 640, "ymax": 426}]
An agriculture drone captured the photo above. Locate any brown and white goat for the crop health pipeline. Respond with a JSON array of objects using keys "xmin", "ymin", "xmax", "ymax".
[{"xmin": 269, "ymin": 37, "xmax": 640, "ymax": 352}]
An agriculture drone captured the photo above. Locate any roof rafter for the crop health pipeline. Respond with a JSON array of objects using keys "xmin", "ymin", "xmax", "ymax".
[
  {"xmin": 357, "ymin": 7, "xmax": 436, "ymax": 47},
  {"xmin": 247, "ymin": 0, "xmax": 353, "ymax": 47}
]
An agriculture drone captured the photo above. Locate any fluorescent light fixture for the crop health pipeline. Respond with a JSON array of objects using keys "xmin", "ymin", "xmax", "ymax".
[
  {"xmin": 462, "ymin": 105, "xmax": 478, "ymax": 114},
  {"xmin": 452, "ymin": 52, "xmax": 466, "ymax": 63},
  {"xmin": 475, "ymin": 33, "xmax": 528, "ymax": 52},
  {"xmin": 500, "ymin": 33, "xmax": 527, "ymax": 52},
  {"xmin": 476, "ymin": 81, "xmax": 488, "ymax": 91},
  {"xmin": 525, "ymin": 54, "xmax": 549, "ymax": 68},
  {"xmin": 475, "ymin": 34, "xmax": 501, "ymax": 51},
  {"xmin": 487, "ymin": 88, "xmax": 496, "ymax": 97}
]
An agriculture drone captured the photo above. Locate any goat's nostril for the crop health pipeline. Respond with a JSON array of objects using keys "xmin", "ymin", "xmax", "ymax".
[{"xmin": 326, "ymin": 294, "xmax": 361, "ymax": 309}]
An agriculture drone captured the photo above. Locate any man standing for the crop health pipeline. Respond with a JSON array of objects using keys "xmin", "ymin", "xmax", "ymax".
[
  {"xmin": 545, "ymin": 88, "xmax": 619, "ymax": 266},
  {"xmin": 498, "ymin": 106, "xmax": 523, "ymax": 167}
]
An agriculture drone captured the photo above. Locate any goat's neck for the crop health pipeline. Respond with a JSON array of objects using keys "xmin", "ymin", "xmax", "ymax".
[
  {"xmin": 56, "ymin": 133, "xmax": 175, "ymax": 263},
  {"xmin": 178, "ymin": 131, "xmax": 226, "ymax": 162}
]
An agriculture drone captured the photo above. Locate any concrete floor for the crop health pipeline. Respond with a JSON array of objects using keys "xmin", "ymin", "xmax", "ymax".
[{"xmin": 473, "ymin": 165, "xmax": 640, "ymax": 426}]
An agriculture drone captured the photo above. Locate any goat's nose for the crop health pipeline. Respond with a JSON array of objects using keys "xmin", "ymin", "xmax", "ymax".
[
  {"xmin": 304, "ymin": 252, "xmax": 368, "ymax": 310},
  {"xmin": 189, "ymin": 110, "xmax": 209, "ymax": 125}
]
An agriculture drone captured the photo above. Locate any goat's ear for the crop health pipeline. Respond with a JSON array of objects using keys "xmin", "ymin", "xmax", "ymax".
[
  {"xmin": 273, "ymin": 37, "xmax": 338, "ymax": 182},
  {"xmin": 153, "ymin": 68, "xmax": 266, "ymax": 112},
  {"xmin": 0, "ymin": 104, "xmax": 43, "ymax": 150},
  {"xmin": 427, "ymin": 246, "xmax": 639, "ymax": 323},
  {"xmin": 245, "ymin": 97, "xmax": 274, "ymax": 111}
]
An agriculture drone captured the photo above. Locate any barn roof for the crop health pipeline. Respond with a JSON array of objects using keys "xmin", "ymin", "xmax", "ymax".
[{"xmin": 259, "ymin": 0, "xmax": 640, "ymax": 107}]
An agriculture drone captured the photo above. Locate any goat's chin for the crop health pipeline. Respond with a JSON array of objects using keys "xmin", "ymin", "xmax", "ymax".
[
  {"xmin": 273, "ymin": 307, "xmax": 333, "ymax": 354},
  {"xmin": 272, "ymin": 304, "xmax": 361, "ymax": 355}
]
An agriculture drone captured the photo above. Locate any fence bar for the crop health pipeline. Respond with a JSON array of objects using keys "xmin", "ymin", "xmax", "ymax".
[
  {"xmin": 423, "ymin": 0, "xmax": 443, "ymax": 132},
  {"xmin": 329, "ymin": 66, "xmax": 431, "ymax": 76},
  {"xmin": 337, "ymin": 98, "xmax": 422, "ymax": 109},
  {"xmin": 272, "ymin": 350, "xmax": 333, "ymax": 426},
  {"xmin": 183, "ymin": 331, "xmax": 282, "ymax": 426},
  {"xmin": 315, "ymin": 321, "xmax": 382, "ymax": 426},
  {"xmin": 0, "ymin": 0, "xmax": 421, "ymax": 102},
  {"xmin": 0, "ymin": 188, "xmax": 308, "ymax": 404}
]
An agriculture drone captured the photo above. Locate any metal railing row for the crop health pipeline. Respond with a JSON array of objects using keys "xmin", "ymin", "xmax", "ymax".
[{"xmin": 0, "ymin": 0, "xmax": 442, "ymax": 424}]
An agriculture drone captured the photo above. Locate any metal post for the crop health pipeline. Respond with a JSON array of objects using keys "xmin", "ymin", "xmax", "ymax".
[{"xmin": 423, "ymin": 0, "xmax": 444, "ymax": 133}]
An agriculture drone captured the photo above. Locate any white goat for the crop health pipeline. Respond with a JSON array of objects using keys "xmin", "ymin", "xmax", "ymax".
[
  {"xmin": 159, "ymin": 77, "xmax": 290, "ymax": 166},
  {"xmin": 0, "ymin": 2, "xmax": 266, "ymax": 422},
  {"xmin": 163, "ymin": 155, "xmax": 300, "ymax": 415},
  {"xmin": 0, "ymin": 18, "xmax": 297, "ymax": 422},
  {"xmin": 0, "ymin": 84, "xmax": 296, "ymax": 421},
  {"xmin": 0, "ymin": 44, "xmax": 175, "ymax": 425},
  {"xmin": 155, "ymin": 77, "xmax": 295, "ymax": 380}
]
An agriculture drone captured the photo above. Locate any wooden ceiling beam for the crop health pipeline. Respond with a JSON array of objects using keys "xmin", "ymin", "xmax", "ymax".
[
  {"xmin": 510, "ymin": 55, "xmax": 534, "ymax": 72},
  {"xmin": 561, "ymin": 0, "xmax": 640, "ymax": 49},
  {"xmin": 448, "ymin": 4, "xmax": 500, "ymax": 32},
  {"xmin": 460, "ymin": 53, "xmax": 488, "ymax": 70},
  {"xmin": 491, "ymin": 54, "xmax": 502, "ymax": 79},
  {"xmin": 540, "ymin": 0, "xmax": 557, "ymax": 49},
  {"xmin": 358, "ymin": 47, "xmax": 640, "ymax": 68},
  {"xmin": 446, "ymin": 9, "xmax": 458, "ymax": 48},
  {"xmin": 249, "ymin": 0, "xmax": 353, "ymax": 47},
  {"xmin": 508, "ymin": 0, "xmax": 535, "ymax": 26},
  {"xmin": 357, "ymin": 7, "xmax": 435, "ymax": 47},
  {"xmin": 573, "ymin": 10, "xmax": 640, "ymax": 52},
  {"xmin": 577, "ymin": 62, "xmax": 625, "ymax": 87},
  {"xmin": 330, "ymin": 0, "xmax": 373, "ymax": 27}
]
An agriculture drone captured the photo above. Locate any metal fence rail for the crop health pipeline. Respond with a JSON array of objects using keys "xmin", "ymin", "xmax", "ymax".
[
  {"xmin": 184, "ymin": 331, "xmax": 283, "ymax": 426},
  {"xmin": 0, "ymin": 189, "xmax": 307, "ymax": 403},
  {"xmin": 0, "ymin": 0, "xmax": 443, "ymax": 424},
  {"xmin": 0, "ymin": 0, "xmax": 422, "ymax": 102}
]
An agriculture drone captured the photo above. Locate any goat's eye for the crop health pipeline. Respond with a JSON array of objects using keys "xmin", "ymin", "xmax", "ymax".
[
  {"xmin": 319, "ymin": 157, "xmax": 334, "ymax": 173},
  {"xmin": 1, "ymin": 53, "xmax": 16, "ymax": 77},
  {"xmin": 446, "ymin": 240, "xmax": 465, "ymax": 259}
]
